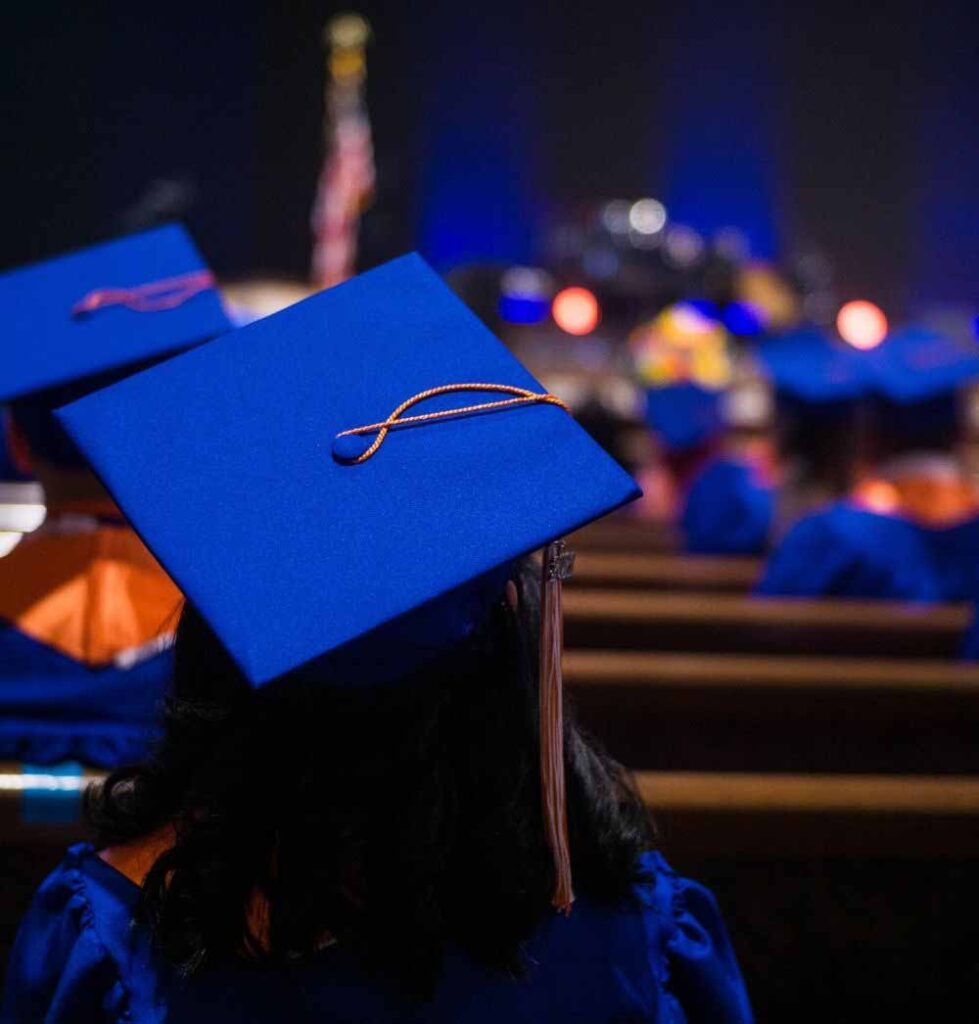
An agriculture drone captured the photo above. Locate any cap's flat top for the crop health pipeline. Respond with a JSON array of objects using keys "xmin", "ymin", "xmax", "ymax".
[
  {"xmin": 756, "ymin": 327, "xmax": 873, "ymax": 402},
  {"xmin": 865, "ymin": 326, "xmax": 979, "ymax": 403},
  {"xmin": 0, "ymin": 224, "xmax": 229, "ymax": 402},
  {"xmin": 60, "ymin": 254, "xmax": 640, "ymax": 684}
]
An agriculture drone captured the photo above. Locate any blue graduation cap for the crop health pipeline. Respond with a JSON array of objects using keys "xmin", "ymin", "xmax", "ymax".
[
  {"xmin": 755, "ymin": 326, "xmax": 874, "ymax": 403},
  {"xmin": 58, "ymin": 253, "xmax": 640, "ymax": 912},
  {"xmin": 59, "ymin": 252, "xmax": 638, "ymax": 685},
  {"xmin": 0, "ymin": 224, "xmax": 230, "ymax": 405},
  {"xmin": 644, "ymin": 382, "xmax": 724, "ymax": 452},
  {"xmin": 864, "ymin": 325, "xmax": 979, "ymax": 404}
]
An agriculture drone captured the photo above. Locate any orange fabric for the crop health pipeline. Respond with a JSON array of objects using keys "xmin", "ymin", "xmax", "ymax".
[
  {"xmin": 853, "ymin": 475, "xmax": 979, "ymax": 527},
  {"xmin": 0, "ymin": 526, "xmax": 183, "ymax": 664}
]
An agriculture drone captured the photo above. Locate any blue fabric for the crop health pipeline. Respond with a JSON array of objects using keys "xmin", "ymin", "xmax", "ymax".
[
  {"xmin": 864, "ymin": 325, "xmax": 979, "ymax": 403},
  {"xmin": 0, "ymin": 626, "xmax": 168, "ymax": 768},
  {"xmin": 961, "ymin": 611, "xmax": 979, "ymax": 661},
  {"xmin": 757, "ymin": 324, "xmax": 979, "ymax": 408},
  {"xmin": 754, "ymin": 326, "xmax": 875, "ymax": 403},
  {"xmin": 58, "ymin": 254, "xmax": 641, "ymax": 687},
  {"xmin": 756, "ymin": 501, "xmax": 979, "ymax": 602},
  {"xmin": 2, "ymin": 845, "xmax": 753, "ymax": 1024},
  {"xmin": 0, "ymin": 224, "xmax": 230, "ymax": 404},
  {"xmin": 644, "ymin": 383, "xmax": 724, "ymax": 452},
  {"xmin": 680, "ymin": 458, "xmax": 774, "ymax": 555}
]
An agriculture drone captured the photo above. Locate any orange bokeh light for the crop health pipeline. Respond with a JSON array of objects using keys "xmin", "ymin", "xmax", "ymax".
[
  {"xmin": 552, "ymin": 287, "xmax": 600, "ymax": 336},
  {"xmin": 837, "ymin": 300, "xmax": 888, "ymax": 350}
]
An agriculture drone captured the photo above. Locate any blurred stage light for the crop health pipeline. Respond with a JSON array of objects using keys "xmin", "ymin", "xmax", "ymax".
[
  {"xmin": 552, "ymin": 287, "xmax": 600, "ymax": 336},
  {"xmin": 713, "ymin": 227, "xmax": 750, "ymax": 262},
  {"xmin": 739, "ymin": 261, "xmax": 801, "ymax": 331},
  {"xmin": 601, "ymin": 200, "xmax": 632, "ymax": 235},
  {"xmin": 582, "ymin": 247, "xmax": 620, "ymax": 280},
  {"xmin": 685, "ymin": 298, "xmax": 720, "ymax": 320},
  {"xmin": 722, "ymin": 301, "xmax": 765, "ymax": 337},
  {"xmin": 670, "ymin": 302, "xmax": 720, "ymax": 339},
  {"xmin": 663, "ymin": 225, "xmax": 704, "ymax": 268},
  {"xmin": 837, "ymin": 300, "xmax": 888, "ymax": 349},
  {"xmin": 498, "ymin": 266, "xmax": 553, "ymax": 324},
  {"xmin": 854, "ymin": 479, "xmax": 900, "ymax": 515},
  {"xmin": 628, "ymin": 199, "xmax": 667, "ymax": 235}
]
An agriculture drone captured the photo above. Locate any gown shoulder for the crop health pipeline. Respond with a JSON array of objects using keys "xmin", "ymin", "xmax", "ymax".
[
  {"xmin": 3, "ymin": 847, "xmax": 753, "ymax": 1023},
  {"xmin": 1, "ymin": 843, "xmax": 163, "ymax": 1024}
]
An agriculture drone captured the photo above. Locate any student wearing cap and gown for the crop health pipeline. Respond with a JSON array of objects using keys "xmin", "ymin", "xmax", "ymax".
[
  {"xmin": 628, "ymin": 303, "xmax": 776, "ymax": 554},
  {"xmin": 4, "ymin": 256, "xmax": 754, "ymax": 1023},
  {"xmin": 757, "ymin": 326, "xmax": 979, "ymax": 603},
  {"xmin": 682, "ymin": 326, "xmax": 875, "ymax": 556},
  {"xmin": 679, "ymin": 442, "xmax": 776, "ymax": 556},
  {"xmin": 0, "ymin": 226, "xmax": 230, "ymax": 768},
  {"xmin": 629, "ymin": 304, "xmax": 740, "ymax": 527}
]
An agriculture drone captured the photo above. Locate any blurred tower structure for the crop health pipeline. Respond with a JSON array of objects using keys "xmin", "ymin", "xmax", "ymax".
[{"xmin": 310, "ymin": 12, "xmax": 375, "ymax": 289}]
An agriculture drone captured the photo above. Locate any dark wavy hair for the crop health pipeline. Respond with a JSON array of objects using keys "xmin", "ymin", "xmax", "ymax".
[{"xmin": 87, "ymin": 558, "xmax": 652, "ymax": 997}]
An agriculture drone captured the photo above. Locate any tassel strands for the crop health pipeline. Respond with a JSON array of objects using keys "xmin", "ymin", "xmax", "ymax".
[{"xmin": 539, "ymin": 539, "xmax": 576, "ymax": 915}]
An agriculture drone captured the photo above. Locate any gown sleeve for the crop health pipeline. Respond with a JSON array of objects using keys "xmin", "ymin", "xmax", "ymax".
[
  {"xmin": 636, "ymin": 852, "xmax": 755, "ymax": 1024},
  {"xmin": 1, "ymin": 846, "xmax": 130, "ymax": 1024},
  {"xmin": 754, "ymin": 511, "xmax": 852, "ymax": 597}
]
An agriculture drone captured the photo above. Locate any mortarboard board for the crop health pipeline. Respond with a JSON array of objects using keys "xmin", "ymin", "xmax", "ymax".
[
  {"xmin": 0, "ymin": 224, "xmax": 230, "ymax": 406},
  {"xmin": 58, "ymin": 252, "xmax": 641, "ymax": 912},
  {"xmin": 864, "ymin": 325, "xmax": 979, "ymax": 404},
  {"xmin": 755, "ymin": 326, "xmax": 874, "ymax": 404}
]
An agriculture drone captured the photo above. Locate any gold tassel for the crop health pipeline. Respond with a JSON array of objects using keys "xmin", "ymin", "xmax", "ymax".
[{"xmin": 540, "ymin": 540, "xmax": 575, "ymax": 914}]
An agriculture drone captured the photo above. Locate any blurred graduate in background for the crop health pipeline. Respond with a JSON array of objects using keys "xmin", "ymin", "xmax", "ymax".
[
  {"xmin": 758, "ymin": 324, "xmax": 979, "ymax": 603},
  {"xmin": 0, "ymin": 226, "xmax": 230, "ymax": 767},
  {"xmin": 629, "ymin": 303, "xmax": 748, "ymax": 525},
  {"xmin": 631, "ymin": 300, "xmax": 775, "ymax": 556},
  {"xmin": 680, "ymin": 323, "xmax": 876, "ymax": 556}
]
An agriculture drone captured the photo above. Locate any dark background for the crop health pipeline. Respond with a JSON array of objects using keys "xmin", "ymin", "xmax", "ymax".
[
  {"xmin": 4, "ymin": 5, "xmax": 979, "ymax": 1016},
  {"xmin": 4, "ymin": 0, "xmax": 978, "ymax": 319}
]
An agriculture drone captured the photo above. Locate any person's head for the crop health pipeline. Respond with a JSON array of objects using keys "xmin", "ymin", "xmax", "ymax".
[
  {"xmin": 867, "ymin": 394, "xmax": 962, "ymax": 465},
  {"xmin": 772, "ymin": 392, "xmax": 863, "ymax": 495},
  {"xmin": 88, "ymin": 557, "xmax": 652, "ymax": 997}
]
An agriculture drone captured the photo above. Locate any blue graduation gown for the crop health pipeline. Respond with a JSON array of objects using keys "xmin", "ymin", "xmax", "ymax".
[
  {"xmin": 0, "ymin": 628, "xmax": 170, "ymax": 767},
  {"xmin": 0, "ymin": 520, "xmax": 178, "ymax": 767},
  {"xmin": 680, "ymin": 458, "xmax": 774, "ymax": 555},
  {"xmin": 756, "ymin": 501, "xmax": 979, "ymax": 602},
  {"xmin": 2, "ymin": 845, "xmax": 754, "ymax": 1024}
]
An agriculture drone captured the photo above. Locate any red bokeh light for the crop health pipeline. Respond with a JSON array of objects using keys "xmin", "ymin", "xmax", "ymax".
[
  {"xmin": 837, "ymin": 300, "xmax": 888, "ymax": 350},
  {"xmin": 552, "ymin": 287, "xmax": 600, "ymax": 336}
]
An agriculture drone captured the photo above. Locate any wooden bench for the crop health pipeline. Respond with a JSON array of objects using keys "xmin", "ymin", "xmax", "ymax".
[
  {"xmin": 570, "ymin": 552, "xmax": 760, "ymax": 592},
  {"xmin": 564, "ymin": 590, "xmax": 970, "ymax": 658},
  {"xmin": 569, "ymin": 518, "xmax": 678, "ymax": 554},
  {"xmin": 566, "ymin": 650, "xmax": 979, "ymax": 693},
  {"xmin": 568, "ymin": 651, "xmax": 979, "ymax": 774},
  {"xmin": 636, "ymin": 770, "xmax": 979, "ymax": 857}
]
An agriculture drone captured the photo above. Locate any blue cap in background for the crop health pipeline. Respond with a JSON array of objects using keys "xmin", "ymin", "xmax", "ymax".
[{"xmin": 754, "ymin": 326, "xmax": 875, "ymax": 404}]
